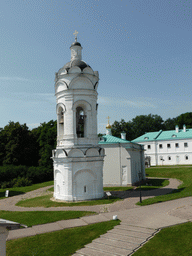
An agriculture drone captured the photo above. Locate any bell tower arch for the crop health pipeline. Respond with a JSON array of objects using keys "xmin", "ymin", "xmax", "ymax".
[{"xmin": 52, "ymin": 32, "xmax": 104, "ymax": 201}]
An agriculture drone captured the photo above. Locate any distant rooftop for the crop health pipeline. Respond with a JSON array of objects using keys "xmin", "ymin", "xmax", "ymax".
[
  {"xmin": 99, "ymin": 134, "xmax": 130, "ymax": 144},
  {"xmin": 132, "ymin": 127, "xmax": 192, "ymax": 142}
]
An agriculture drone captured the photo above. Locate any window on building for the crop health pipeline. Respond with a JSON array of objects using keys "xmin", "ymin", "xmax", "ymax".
[
  {"xmin": 172, "ymin": 134, "xmax": 177, "ymax": 138},
  {"xmin": 185, "ymin": 155, "xmax": 189, "ymax": 160},
  {"xmin": 84, "ymin": 186, "xmax": 86, "ymax": 193},
  {"xmin": 160, "ymin": 156, "xmax": 163, "ymax": 161},
  {"xmin": 159, "ymin": 144, "xmax": 163, "ymax": 149},
  {"xmin": 148, "ymin": 145, "xmax": 151, "ymax": 149},
  {"xmin": 167, "ymin": 144, "xmax": 171, "ymax": 148},
  {"xmin": 175, "ymin": 143, "xmax": 179, "ymax": 148},
  {"xmin": 144, "ymin": 137, "xmax": 149, "ymax": 140},
  {"xmin": 184, "ymin": 142, "xmax": 188, "ymax": 147},
  {"xmin": 168, "ymin": 156, "xmax": 171, "ymax": 160},
  {"xmin": 76, "ymin": 107, "xmax": 85, "ymax": 138}
]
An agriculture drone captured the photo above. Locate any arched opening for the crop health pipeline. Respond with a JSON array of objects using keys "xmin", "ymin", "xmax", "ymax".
[
  {"xmin": 58, "ymin": 106, "xmax": 64, "ymax": 139},
  {"xmin": 76, "ymin": 107, "xmax": 86, "ymax": 138}
]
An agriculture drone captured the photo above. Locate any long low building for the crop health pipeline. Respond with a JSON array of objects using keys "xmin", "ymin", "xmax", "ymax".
[{"xmin": 132, "ymin": 125, "xmax": 192, "ymax": 166}]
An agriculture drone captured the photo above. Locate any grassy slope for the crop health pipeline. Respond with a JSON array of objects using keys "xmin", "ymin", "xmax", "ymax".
[
  {"xmin": 16, "ymin": 194, "xmax": 121, "ymax": 207},
  {"xmin": 0, "ymin": 210, "xmax": 96, "ymax": 227},
  {"xmin": 134, "ymin": 222, "xmax": 192, "ymax": 256},
  {"xmin": 7, "ymin": 220, "xmax": 120, "ymax": 256},
  {"xmin": 0, "ymin": 181, "xmax": 53, "ymax": 199},
  {"xmin": 137, "ymin": 166, "xmax": 192, "ymax": 206}
]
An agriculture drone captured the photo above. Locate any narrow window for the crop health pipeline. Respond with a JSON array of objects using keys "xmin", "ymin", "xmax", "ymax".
[
  {"xmin": 184, "ymin": 142, "xmax": 188, "ymax": 147},
  {"xmin": 58, "ymin": 107, "xmax": 64, "ymax": 139},
  {"xmin": 175, "ymin": 143, "xmax": 179, "ymax": 148},
  {"xmin": 167, "ymin": 144, "xmax": 171, "ymax": 148},
  {"xmin": 84, "ymin": 186, "xmax": 86, "ymax": 193},
  {"xmin": 185, "ymin": 155, "xmax": 188, "ymax": 160},
  {"xmin": 76, "ymin": 107, "xmax": 86, "ymax": 138},
  {"xmin": 168, "ymin": 156, "xmax": 171, "ymax": 160},
  {"xmin": 159, "ymin": 144, "xmax": 162, "ymax": 149},
  {"xmin": 148, "ymin": 145, "xmax": 151, "ymax": 149}
]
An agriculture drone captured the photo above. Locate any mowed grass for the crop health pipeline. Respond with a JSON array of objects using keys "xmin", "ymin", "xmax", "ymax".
[
  {"xmin": 103, "ymin": 186, "xmax": 133, "ymax": 191},
  {"xmin": 0, "ymin": 181, "xmax": 53, "ymax": 199},
  {"xmin": 134, "ymin": 222, "xmax": 192, "ymax": 256},
  {"xmin": 6, "ymin": 220, "xmax": 120, "ymax": 256},
  {"xmin": 137, "ymin": 166, "xmax": 192, "ymax": 206},
  {"xmin": 16, "ymin": 194, "xmax": 122, "ymax": 207},
  {"xmin": 0, "ymin": 210, "xmax": 96, "ymax": 227}
]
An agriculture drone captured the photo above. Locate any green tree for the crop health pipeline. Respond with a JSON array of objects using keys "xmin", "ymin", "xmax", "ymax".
[
  {"xmin": 164, "ymin": 117, "xmax": 176, "ymax": 130},
  {"xmin": 176, "ymin": 112, "xmax": 192, "ymax": 129},
  {"xmin": 131, "ymin": 114, "xmax": 164, "ymax": 139},
  {"xmin": 34, "ymin": 120, "xmax": 57, "ymax": 169},
  {"xmin": 2, "ymin": 122, "xmax": 37, "ymax": 166},
  {"xmin": 111, "ymin": 119, "xmax": 134, "ymax": 141}
]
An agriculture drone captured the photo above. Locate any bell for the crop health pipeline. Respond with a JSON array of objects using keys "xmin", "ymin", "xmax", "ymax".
[
  {"xmin": 59, "ymin": 116, "xmax": 64, "ymax": 124},
  {"xmin": 78, "ymin": 115, "xmax": 84, "ymax": 124}
]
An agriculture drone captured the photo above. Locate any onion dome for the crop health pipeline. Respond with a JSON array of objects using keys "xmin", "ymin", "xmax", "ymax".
[
  {"xmin": 106, "ymin": 123, "xmax": 112, "ymax": 129},
  {"xmin": 63, "ymin": 60, "xmax": 91, "ymax": 71}
]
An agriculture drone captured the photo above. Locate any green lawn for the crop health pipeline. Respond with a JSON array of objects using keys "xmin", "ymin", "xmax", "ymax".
[
  {"xmin": 137, "ymin": 166, "xmax": 192, "ymax": 206},
  {"xmin": 0, "ymin": 181, "xmax": 53, "ymax": 199},
  {"xmin": 16, "ymin": 194, "xmax": 122, "ymax": 207},
  {"xmin": 134, "ymin": 222, "xmax": 192, "ymax": 256},
  {"xmin": 6, "ymin": 220, "xmax": 120, "ymax": 256},
  {"xmin": 0, "ymin": 210, "xmax": 96, "ymax": 227},
  {"xmin": 103, "ymin": 186, "xmax": 133, "ymax": 191}
]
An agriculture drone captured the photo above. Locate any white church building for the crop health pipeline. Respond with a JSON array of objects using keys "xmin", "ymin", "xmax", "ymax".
[
  {"xmin": 99, "ymin": 123, "xmax": 145, "ymax": 186},
  {"xmin": 52, "ymin": 32, "xmax": 104, "ymax": 201},
  {"xmin": 132, "ymin": 125, "xmax": 192, "ymax": 166}
]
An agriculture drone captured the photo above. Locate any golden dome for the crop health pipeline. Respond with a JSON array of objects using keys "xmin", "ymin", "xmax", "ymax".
[{"xmin": 106, "ymin": 123, "xmax": 112, "ymax": 129}]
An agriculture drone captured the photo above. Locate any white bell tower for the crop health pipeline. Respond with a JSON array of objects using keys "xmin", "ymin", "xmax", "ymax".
[{"xmin": 52, "ymin": 31, "xmax": 105, "ymax": 201}]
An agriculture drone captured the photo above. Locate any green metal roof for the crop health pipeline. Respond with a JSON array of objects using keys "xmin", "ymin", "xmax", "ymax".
[
  {"xmin": 99, "ymin": 134, "xmax": 130, "ymax": 144},
  {"xmin": 132, "ymin": 128, "xmax": 192, "ymax": 142}
]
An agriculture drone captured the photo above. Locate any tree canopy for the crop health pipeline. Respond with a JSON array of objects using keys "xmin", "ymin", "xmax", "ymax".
[{"xmin": 111, "ymin": 112, "xmax": 192, "ymax": 140}]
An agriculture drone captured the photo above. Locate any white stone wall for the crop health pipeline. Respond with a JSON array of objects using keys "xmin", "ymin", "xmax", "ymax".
[
  {"xmin": 102, "ymin": 145, "xmax": 121, "ymax": 186},
  {"xmin": 139, "ymin": 138, "xmax": 192, "ymax": 166},
  {"xmin": 53, "ymin": 150, "xmax": 104, "ymax": 201},
  {"xmin": 101, "ymin": 143, "xmax": 145, "ymax": 186}
]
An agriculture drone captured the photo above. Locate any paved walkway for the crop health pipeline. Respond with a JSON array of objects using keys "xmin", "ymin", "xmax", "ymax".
[
  {"xmin": 0, "ymin": 178, "xmax": 181, "ymax": 213},
  {"xmin": 4, "ymin": 178, "xmax": 192, "ymax": 255}
]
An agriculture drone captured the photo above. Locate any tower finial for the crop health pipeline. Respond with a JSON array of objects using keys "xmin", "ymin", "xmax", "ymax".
[
  {"xmin": 106, "ymin": 116, "xmax": 112, "ymax": 129},
  {"xmin": 107, "ymin": 116, "xmax": 110, "ymax": 124},
  {"xmin": 73, "ymin": 30, "xmax": 78, "ymax": 42}
]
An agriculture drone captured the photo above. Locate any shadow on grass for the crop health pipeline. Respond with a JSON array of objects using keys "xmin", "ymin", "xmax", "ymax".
[
  {"xmin": 137, "ymin": 187, "xmax": 185, "ymax": 206},
  {"xmin": 0, "ymin": 190, "xmax": 24, "ymax": 199}
]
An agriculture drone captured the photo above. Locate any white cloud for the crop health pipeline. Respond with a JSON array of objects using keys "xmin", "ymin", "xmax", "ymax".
[{"xmin": 98, "ymin": 96, "xmax": 156, "ymax": 108}]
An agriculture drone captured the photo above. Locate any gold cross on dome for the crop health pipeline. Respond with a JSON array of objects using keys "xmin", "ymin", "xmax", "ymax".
[
  {"xmin": 73, "ymin": 30, "xmax": 78, "ymax": 42},
  {"xmin": 107, "ymin": 116, "xmax": 110, "ymax": 124}
]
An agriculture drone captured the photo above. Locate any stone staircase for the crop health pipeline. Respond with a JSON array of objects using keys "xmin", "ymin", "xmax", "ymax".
[{"xmin": 73, "ymin": 222, "xmax": 160, "ymax": 256}]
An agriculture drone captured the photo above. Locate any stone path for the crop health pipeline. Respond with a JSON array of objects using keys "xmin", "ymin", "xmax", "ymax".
[
  {"xmin": 74, "ymin": 223, "xmax": 159, "ymax": 256},
  {"xmin": 3, "ymin": 177, "xmax": 192, "ymax": 255},
  {"xmin": 0, "ymin": 178, "xmax": 181, "ymax": 213}
]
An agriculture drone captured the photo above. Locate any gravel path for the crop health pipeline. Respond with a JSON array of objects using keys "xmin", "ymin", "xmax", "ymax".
[{"xmin": 0, "ymin": 178, "xmax": 182, "ymax": 213}]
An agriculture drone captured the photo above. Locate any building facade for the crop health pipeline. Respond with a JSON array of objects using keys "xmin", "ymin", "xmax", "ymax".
[
  {"xmin": 99, "ymin": 125, "xmax": 145, "ymax": 186},
  {"xmin": 132, "ymin": 125, "xmax": 192, "ymax": 166},
  {"xmin": 52, "ymin": 33, "xmax": 104, "ymax": 201}
]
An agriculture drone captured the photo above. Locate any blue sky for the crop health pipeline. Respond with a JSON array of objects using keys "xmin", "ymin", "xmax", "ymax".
[{"xmin": 1, "ymin": 0, "xmax": 192, "ymax": 133}]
